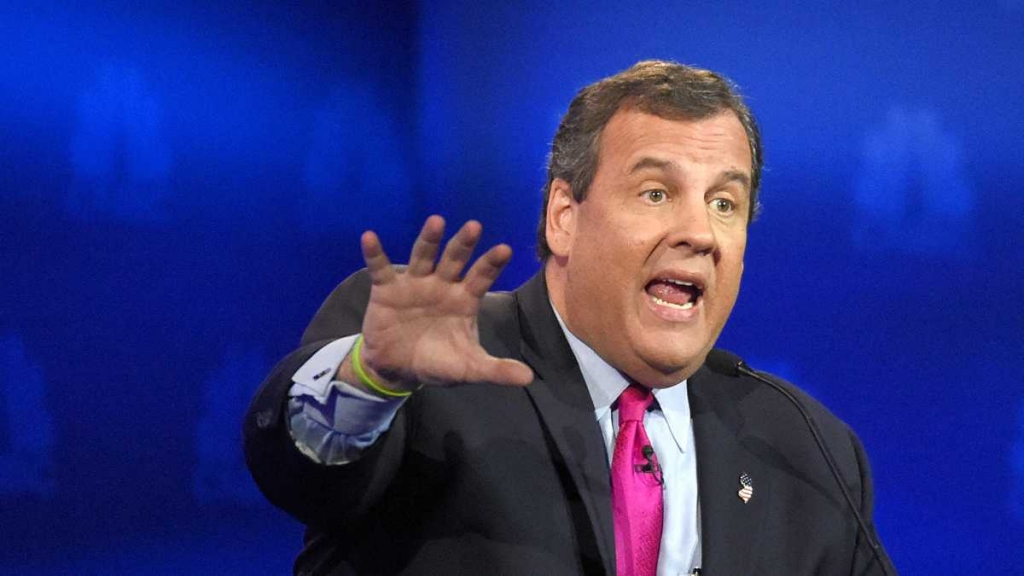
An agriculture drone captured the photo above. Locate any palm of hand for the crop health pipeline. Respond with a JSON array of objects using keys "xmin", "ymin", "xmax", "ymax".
[{"xmin": 358, "ymin": 216, "xmax": 533, "ymax": 389}]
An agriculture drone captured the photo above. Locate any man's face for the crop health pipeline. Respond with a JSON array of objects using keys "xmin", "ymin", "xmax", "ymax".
[{"xmin": 549, "ymin": 108, "xmax": 752, "ymax": 386}]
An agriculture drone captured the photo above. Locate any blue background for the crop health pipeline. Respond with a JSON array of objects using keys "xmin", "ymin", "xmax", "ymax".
[{"xmin": 2, "ymin": 2, "xmax": 1022, "ymax": 574}]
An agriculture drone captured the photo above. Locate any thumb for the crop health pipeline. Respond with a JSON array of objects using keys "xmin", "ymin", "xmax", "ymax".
[{"xmin": 469, "ymin": 356, "xmax": 535, "ymax": 387}]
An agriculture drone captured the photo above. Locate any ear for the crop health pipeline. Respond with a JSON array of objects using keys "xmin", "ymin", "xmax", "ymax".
[{"xmin": 545, "ymin": 178, "xmax": 577, "ymax": 258}]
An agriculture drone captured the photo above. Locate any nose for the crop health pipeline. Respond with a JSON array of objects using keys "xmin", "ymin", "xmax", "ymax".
[{"xmin": 666, "ymin": 197, "xmax": 716, "ymax": 255}]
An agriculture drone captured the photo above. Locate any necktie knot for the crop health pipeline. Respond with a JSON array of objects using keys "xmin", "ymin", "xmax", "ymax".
[{"xmin": 617, "ymin": 383, "xmax": 653, "ymax": 423}]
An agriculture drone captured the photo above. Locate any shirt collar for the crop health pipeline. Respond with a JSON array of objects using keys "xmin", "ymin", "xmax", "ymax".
[{"xmin": 551, "ymin": 303, "xmax": 692, "ymax": 455}]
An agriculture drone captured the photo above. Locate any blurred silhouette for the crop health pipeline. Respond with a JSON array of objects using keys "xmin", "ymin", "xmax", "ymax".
[
  {"xmin": 0, "ymin": 333, "xmax": 55, "ymax": 496},
  {"xmin": 68, "ymin": 63, "xmax": 172, "ymax": 223},
  {"xmin": 853, "ymin": 106, "xmax": 974, "ymax": 257},
  {"xmin": 193, "ymin": 345, "xmax": 266, "ymax": 504}
]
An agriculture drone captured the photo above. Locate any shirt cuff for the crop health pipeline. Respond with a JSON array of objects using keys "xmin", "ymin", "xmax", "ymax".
[
  {"xmin": 287, "ymin": 335, "xmax": 408, "ymax": 464},
  {"xmin": 288, "ymin": 334, "xmax": 407, "ymax": 433}
]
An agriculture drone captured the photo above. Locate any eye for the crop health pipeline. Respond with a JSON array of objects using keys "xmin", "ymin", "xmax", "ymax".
[
  {"xmin": 641, "ymin": 189, "xmax": 668, "ymax": 204},
  {"xmin": 709, "ymin": 197, "xmax": 736, "ymax": 214}
]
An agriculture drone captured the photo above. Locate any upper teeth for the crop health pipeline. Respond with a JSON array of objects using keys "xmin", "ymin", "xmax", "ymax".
[{"xmin": 664, "ymin": 278, "xmax": 694, "ymax": 287}]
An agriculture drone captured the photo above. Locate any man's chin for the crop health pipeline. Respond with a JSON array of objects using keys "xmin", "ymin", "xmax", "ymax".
[{"xmin": 629, "ymin": 346, "xmax": 709, "ymax": 387}]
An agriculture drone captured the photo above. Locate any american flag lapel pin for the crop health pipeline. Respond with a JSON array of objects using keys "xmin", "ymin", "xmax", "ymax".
[{"xmin": 737, "ymin": 472, "xmax": 753, "ymax": 504}]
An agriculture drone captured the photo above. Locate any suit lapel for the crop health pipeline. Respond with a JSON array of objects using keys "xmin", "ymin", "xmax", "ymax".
[
  {"xmin": 514, "ymin": 274, "xmax": 617, "ymax": 576},
  {"xmin": 510, "ymin": 274, "xmax": 777, "ymax": 575},
  {"xmin": 689, "ymin": 365, "xmax": 774, "ymax": 575}
]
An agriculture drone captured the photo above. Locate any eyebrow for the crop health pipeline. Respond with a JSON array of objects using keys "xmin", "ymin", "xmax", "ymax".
[
  {"xmin": 628, "ymin": 157, "xmax": 752, "ymax": 192},
  {"xmin": 628, "ymin": 157, "xmax": 681, "ymax": 175},
  {"xmin": 715, "ymin": 169, "xmax": 752, "ymax": 193}
]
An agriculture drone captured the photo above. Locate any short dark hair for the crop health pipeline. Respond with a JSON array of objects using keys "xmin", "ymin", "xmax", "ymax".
[{"xmin": 536, "ymin": 60, "xmax": 763, "ymax": 259}]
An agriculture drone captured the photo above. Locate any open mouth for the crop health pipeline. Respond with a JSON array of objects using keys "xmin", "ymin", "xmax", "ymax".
[{"xmin": 645, "ymin": 278, "xmax": 703, "ymax": 311}]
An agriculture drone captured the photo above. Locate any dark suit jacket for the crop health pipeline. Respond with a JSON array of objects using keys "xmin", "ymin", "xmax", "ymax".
[{"xmin": 244, "ymin": 270, "xmax": 897, "ymax": 576}]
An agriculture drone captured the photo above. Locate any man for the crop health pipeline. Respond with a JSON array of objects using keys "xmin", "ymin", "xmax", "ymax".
[{"xmin": 245, "ymin": 60, "xmax": 897, "ymax": 575}]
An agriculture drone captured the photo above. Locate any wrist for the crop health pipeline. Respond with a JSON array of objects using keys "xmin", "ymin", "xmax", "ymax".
[{"xmin": 347, "ymin": 335, "xmax": 418, "ymax": 398}]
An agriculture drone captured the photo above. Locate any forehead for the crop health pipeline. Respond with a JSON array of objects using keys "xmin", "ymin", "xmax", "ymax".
[{"xmin": 597, "ymin": 108, "xmax": 752, "ymax": 178}]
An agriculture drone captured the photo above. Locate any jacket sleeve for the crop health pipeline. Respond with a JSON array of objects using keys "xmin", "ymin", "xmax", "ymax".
[{"xmin": 242, "ymin": 269, "xmax": 409, "ymax": 531}]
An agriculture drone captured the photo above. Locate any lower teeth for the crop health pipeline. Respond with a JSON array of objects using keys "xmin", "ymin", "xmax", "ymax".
[{"xmin": 651, "ymin": 295, "xmax": 695, "ymax": 310}]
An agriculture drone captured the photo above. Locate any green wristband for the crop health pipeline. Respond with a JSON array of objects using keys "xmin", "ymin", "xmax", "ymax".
[{"xmin": 352, "ymin": 335, "xmax": 414, "ymax": 398}]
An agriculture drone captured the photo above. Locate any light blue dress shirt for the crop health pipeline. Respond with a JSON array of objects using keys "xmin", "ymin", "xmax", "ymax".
[
  {"xmin": 287, "ymin": 310, "xmax": 702, "ymax": 575},
  {"xmin": 553, "ymin": 312, "xmax": 702, "ymax": 576}
]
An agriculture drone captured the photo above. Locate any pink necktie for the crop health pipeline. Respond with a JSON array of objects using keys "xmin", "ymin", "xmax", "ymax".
[{"xmin": 612, "ymin": 383, "xmax": 663, "ymax": 576}]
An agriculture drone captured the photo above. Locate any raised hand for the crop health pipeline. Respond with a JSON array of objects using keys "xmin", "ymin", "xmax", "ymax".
[{"xmin": 340, "ymin": 215, "xmax": 534, "ymax": 395}]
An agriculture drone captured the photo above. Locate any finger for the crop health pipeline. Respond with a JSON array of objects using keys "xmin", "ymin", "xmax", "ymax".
[
  {"xmin": 406, "ymin": 215, "xmax": 445, "ymax": 277},
  {"xmin": 468, "ymin": 357, "xmax": 534, "ymax": 387},
  {"xmin": 463, "ymin": 244, "xmax": 513, "ymax": 298},
  {"xmin": 435, "ymin": 220, "xmax": 482, "ymax": 281},
  {"xmin": 361, "ymin": 230, "xmax": 395, "ymax": 285}
]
